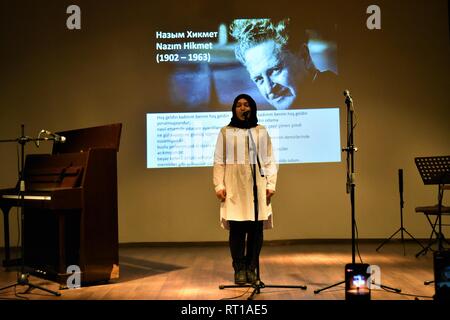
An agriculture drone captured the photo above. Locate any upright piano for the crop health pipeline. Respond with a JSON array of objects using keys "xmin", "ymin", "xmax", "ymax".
[{"xmin": 0, "ymin": 123, "xmax": 122, "ymax": 287}]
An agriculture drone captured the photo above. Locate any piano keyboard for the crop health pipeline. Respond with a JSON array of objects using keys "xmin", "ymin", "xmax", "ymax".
[{"xmin": 2, "ymin": 195, "xmax": 51, "ymax": 201}]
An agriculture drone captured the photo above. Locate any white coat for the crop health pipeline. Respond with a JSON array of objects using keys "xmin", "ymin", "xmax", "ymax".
[{"xmin": 213, "ymin": 125, "xmax": 277, "ymax": 230}]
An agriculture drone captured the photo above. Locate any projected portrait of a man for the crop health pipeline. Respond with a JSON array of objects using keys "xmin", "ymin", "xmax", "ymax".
[{"xmin": 229, "ymin": 18, "xmax": 339, "ymax": 110}]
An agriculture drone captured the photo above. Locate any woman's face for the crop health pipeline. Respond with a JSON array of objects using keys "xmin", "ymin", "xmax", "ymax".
[{"xmin": 235, "ymin": 98, "xmax": 251, "ymax": 121}]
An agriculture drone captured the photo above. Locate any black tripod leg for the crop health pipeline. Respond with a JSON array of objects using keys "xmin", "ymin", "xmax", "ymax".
[
  {"xmin": 403, "ymin": 229, "xmax": 426, "ymax": 250},
  {"xmin": 23, "ymin": 283, "xmax": 61, "ymax": 296},
  {"xmin": 0, "ymin": 283, "xmax": 18, "ymax": 292},
  {"xmin": 415, "ymin": 246, "xmax": 428, "ymax": 257},
  {"xmin": 219, "ymin": 284, "xmax": 252, "ymax": 289},
  {"xmin": 247, "ymin": 281, "xmax": 264, "ymax": 300},
  {"xmin": 415, "ymin": 239, "xmax": 436, "ymax": 257},
  {"xmin": 248, "ymin": 287, "xmax": 259, "ymax": 300},
  {"xmin": 314, "ymin": 280, "xmax": 345, "ymax": 294},
  {"xmin": 415, "ymin": 227, "xmax": 437, "ymax": 257},
  {"xmin": 376, "ymin": 229, "xmax": 401, "ymax": 252},
  {"xmin": 378, "ymin": 283, "xmax": 401, "ymax": 293},
  {"xmin": 264, "ymin": 284, "xmax": 307, "ymax": 290}
]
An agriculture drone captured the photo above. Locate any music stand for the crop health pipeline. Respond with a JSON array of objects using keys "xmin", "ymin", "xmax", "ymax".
[
  {"xmin": 218, "ymin": 123, "xmax": 307, "ymax": 300},
  {"xmin": 376, "ymin": 169, "xmax": 425, "ymax": 255},
  {"xmin": 0, "ymin": 125, "xmax": 60, "ymax": 297},
  {"xmin": 414, "ymin": 156, "xmax": 450, "ymax": 256}
]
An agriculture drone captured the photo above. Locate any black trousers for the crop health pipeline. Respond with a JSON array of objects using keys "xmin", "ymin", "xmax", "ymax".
[{"xmin": 228, "ymin": 220, "xmax": 264, "ymax": 271}]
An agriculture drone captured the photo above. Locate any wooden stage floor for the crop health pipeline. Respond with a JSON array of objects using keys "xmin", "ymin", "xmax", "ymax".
[{"xmin": 0, "ymin": 241, "xmax": 438, "ymax": 301}]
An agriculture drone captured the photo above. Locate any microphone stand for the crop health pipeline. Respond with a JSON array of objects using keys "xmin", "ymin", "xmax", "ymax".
[
  {"xmin": 376, "ymin": 169, "xmax": 425, "ymax": 255},
  {"xmin": 0, "ymin": 124, "xmax": 61, "ymax": 297},
  {"xmin": 314, "ymin": 91, "xmax": 400, "ymax": 296},
  {"xmin": 313, "ymin": 91, "xmax": 356, "ymax": 294},
  {"xmin": 219, "ymin": 116, "xmax": 307, "ymax": 299}
]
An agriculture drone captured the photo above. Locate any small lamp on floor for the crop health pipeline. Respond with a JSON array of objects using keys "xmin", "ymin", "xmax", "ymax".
[{"xmin": 345, "ymin": 263, "xmax": 371, "ymax": 301}]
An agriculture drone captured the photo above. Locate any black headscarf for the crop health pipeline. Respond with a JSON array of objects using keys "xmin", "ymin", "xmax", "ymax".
[{"xmin": 228, "ymin": 94, "xmax": 258, "ymax": 129}]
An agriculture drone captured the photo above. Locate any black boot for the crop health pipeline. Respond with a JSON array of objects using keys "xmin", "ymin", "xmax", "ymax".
[
  {"xmin": 246, "ymin": 265, "xmax": 257, "ymax": 284},
  {"xmin": 233, "ymin": 261, "xmax": 247, "ymax": 285}
]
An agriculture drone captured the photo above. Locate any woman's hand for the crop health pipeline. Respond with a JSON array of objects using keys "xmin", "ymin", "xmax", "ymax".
[
  {"xmin": 216, "ymin": 189, "xmax": 226, "ymax": 202},
  {"xmin": 266, "ymin": 189, "xmax": 275, "ymax": 205}
]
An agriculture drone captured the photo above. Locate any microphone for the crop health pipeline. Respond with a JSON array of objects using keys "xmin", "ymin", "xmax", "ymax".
[
  {"xmin": 42, "ymin": 130, "xmax": 66, "ymax": 143},
  {"xmin": 343, "ymin": 90, "xmax": 352, "ymax": 99},
  {"xmin": 53, "ymin": 133, "xmax": 66, "ymax": 143},
  {"xmin": 243, "ymin": 111, "xmax": 250, "ymax": 120},
  {"xmin": 343, "ymin": 89, "xmax": 353, "ymax": 109}
]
